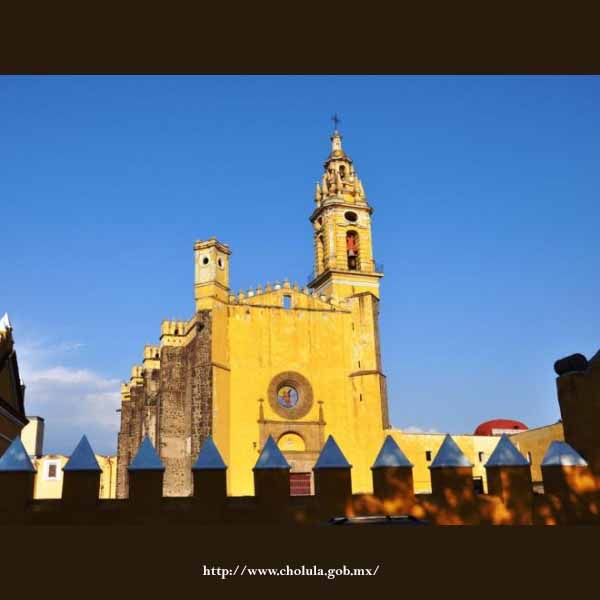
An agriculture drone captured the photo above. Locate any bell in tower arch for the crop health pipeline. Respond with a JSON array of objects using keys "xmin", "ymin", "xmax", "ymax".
[{"xmin": 346, "ymin": 231, "xmax": 359, "ymax": 271}]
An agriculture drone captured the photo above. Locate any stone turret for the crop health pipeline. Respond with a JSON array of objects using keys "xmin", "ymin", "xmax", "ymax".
[
  {"xmin": 313, "ymin": 435, "xmax": 352, "ymax": 518},
  {"xmin": 194, "ymin": 238, "xmax": 231, "ymax": 311},
  {"xmin": 485, "ymin": 434, "xmax": 533, "ymax": 524},
  {"xmin": 371, "ymin": 435, "xmax": 414, "ymax": 511},
  {"xmin": 429, "ymin": 434, "xmax": 474, "ymax": 499}
]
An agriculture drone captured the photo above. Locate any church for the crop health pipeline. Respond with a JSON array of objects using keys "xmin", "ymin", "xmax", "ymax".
[{"xmin": 116, "ymin": 128, "xmax": 563, "ymax": 499}]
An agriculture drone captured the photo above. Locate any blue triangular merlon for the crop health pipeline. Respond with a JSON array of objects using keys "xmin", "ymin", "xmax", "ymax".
[
  {"xmin": 63, "ymin": 435, "xmax": 101, "ymax": 472},
  {"xmin": 485, "ymin": 434, "xmax": 529, "ymax": 468},
  {"xmin": 541, "ymin": 441, "xmax": 588, "ymax": 467},
  {"xmin": 372, "ymin": 435, "xmax": 413, "ymax": 469},
  {"xmin": 0, "ymin": 436, "xmax": 36, "ymax": 472},
  {"xmin": 128, "ymin": 435, "xmax": 165, "ymax": 471},
  {"xmin": 430, "ymin": 435, "xmax": 473, "ymax": 469},
  {"xmin": 193, "ymin": 436, "xmax": 227, "ymax": 470},
  {"xmin": 314, "ymin": 435, "xmax": 351, "ymax": 470},
  {"xmin": 254, "ymin": 436, "xmax": 290, "ymax": 470}
]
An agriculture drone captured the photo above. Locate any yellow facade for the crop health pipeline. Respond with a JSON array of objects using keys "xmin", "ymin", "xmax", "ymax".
[
  {"xmin": 381, "ymin": 425, "xmax": 566, "ymax": 494},
  {"xmin": 33, "ymin": 454, "xmax": 118, "ymax": 499},
  {"xmin": 384, "ymin": 431, "xmax": 504, "ymax": 493},
  {"xmin": 20, "ymin": 416, "xmax": 44, "ymax": 458},
  {"xmin": 216, "ymin": 132, "xmax": 389, "ymax": 495},
  {"xmin": 510, "ymin": 422, "xmax": 564, "ymax": 485}
]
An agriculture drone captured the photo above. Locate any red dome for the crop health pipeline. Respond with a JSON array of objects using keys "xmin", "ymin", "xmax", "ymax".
[{"xmin": 474, "ymin": 419, "xmax": 528, "ymax": 436}]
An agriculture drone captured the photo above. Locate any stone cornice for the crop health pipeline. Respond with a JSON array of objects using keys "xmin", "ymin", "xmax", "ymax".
[
  {"xmin": 348, "ymin": 369, "xmax": 386, "ymax": 379},
  {"xmin": 308, "ymin": 268, "xmax": 383, "ymax": 291},
  {"xmin": 309, "ymin": 199, "xmax": 373, "ymax": 223}
]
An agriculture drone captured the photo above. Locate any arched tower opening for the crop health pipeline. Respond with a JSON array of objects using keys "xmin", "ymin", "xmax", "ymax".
[
  {"xmin": 277, "ymin": 431, "xmax": 306, "ymax": 452},
  {"xmin": 346, "ymin": 230, "xmax": 360, "ymax": 270},
  {"xmin": 317, "ymin": 233, "xmax": 325, "ymax": 272}
]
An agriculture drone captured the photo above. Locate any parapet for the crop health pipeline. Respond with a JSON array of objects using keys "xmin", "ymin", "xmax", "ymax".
[
  {"xmin": 130, "ymin": 365, "xmax": 144, "ymax": 385},
  {"xmin": 120, "ymin": 382, "xmax": 131, "ymax": 401},
  {"xmin": 4, "ymin": 433, "xmax": 599, "ymax": 525},
  {"xmin": 226, "ymin": 280, "xmax": 348, "ymax": 311},
  {"xmin": 194, "ymin": 238, "xmax": 232, "ymax": 255},
  {"xmin": 160, "ymin": 319, "xmax": 193, "ymax": 347},
  {"xmin": 143, "ymin": 345, "xmax": 160, "ymax": 361},
  {"xmin": 143, "ymin": 345, "xmax": 161, "ymax": 368}
]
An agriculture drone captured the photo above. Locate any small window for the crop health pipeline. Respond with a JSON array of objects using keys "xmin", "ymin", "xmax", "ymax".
[
  {"xmin": 283, "ymin": 295, "xmax": 292, "ymax": 309},
  {"xmin": 217, "ymin": 257, "xmax": 224, "ymax": 269},
  {"xmin": 44, "ymin": 460, "xmax": 61, "ymax": 481},
  {"xmin": 426, "ymin": 450, "xmax": 432, "ymax": 462},
  {"xmin": 346, "ymin": 231, "xmax": 359, "ymax": 270},
  {"xmin": 478, "ymin": 451, "xmax": 485, "ymax": 463},
  {"xmin": 345, "ymin": 211, "xmax": 358, "ymax": 222},
  {"xmin": 202, "ymin": 256, "xmax": 209, "ymax": 265}
]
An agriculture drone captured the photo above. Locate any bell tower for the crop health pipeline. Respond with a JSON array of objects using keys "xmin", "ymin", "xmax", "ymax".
[{"xmin": 308, "ymin": 123, "xmax": 383, "ymax": 299}]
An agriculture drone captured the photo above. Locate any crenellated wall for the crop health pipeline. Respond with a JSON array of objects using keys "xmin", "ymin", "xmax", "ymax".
[{"xmin": 4, "ymin": 432, "xmax": 600, "ymax": 526}]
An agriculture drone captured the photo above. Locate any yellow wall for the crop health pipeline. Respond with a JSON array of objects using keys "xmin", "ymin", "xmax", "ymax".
[
  {"xmin": 225, "ymin": 285, "xmax": 386, "ymax": 496},
  {"xmin": 510, "ymin": 422, "xmax": 564, "ymax": 484},
  {"xmin": 385, "ymin": 431, "xmax": 502, "ymax": 493},
  {"xmin": 382, "ymin": 424, "xmax": 565, "ymax": 494},
  {"xmin": 20, "ymin": 417, "xmax": 44, "ymax": 457},
  {"xmin": 33, "ymin": 455, "xmax": 118, "ymax": 499}
]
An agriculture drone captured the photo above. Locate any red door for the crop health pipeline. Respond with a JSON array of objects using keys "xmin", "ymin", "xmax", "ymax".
[{"xmin": 289, "ymin": 473, "xmax": 311, "ymax": 496}]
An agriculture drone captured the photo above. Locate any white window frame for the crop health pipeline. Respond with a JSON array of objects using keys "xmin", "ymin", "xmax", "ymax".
[{"xmin": 43, "ymin": 459, "xmax": 62, "ymax": 481}]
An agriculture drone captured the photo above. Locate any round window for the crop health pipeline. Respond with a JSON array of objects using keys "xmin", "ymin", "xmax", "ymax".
[
  {"xmin": 268, "ymin": 372, "xmax": 313, "ymax": 419},
  {"xmin": 217, "ymin": 257, "xmax": 224, "ymax": 269},
  {"xmin": 345, "ymin": 211, "xmax": 358, "ymax": 223},
  {"xmin": 202, "ymin": 256, "xmax": 210, "ymax": 265},
  {"xmin": 277, "ymin": 385, "xmax": 299, "ymax": 409}
]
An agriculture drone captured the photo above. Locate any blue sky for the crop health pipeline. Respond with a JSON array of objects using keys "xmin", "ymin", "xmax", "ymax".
[{"xmin": 2, "ymin": 75, "xmax": 599, "ymax": 455}]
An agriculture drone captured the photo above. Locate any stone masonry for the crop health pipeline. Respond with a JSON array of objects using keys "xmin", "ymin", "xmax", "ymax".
[{"xmin": 116, "ymin": 311, "xmax": 213, "ymax": 498}]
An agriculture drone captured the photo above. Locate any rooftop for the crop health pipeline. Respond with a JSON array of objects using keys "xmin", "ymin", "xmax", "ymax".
[
  {"xmin": 485, "ymin": 434, "xmax": 529, "ymax": 467},
  {"xmin": 541, "ymin": 441, "xmax": 588, "ymax": 467},
  {"xmin": 63, "ymin": 435, "xmax": 102, "ymax": 472},
  {"xmin": 192, "ymin": 436, "xmax": 227, "ymax": 470},
  {"xmin": 128, "ymin": 436, "xmax": 165, "ymax": 471},
  {"xmin": 0, "ymin": 437, "xmax": 36, "ymax": 472},
  {"xmin": 372, "ymin": 435, "xmax": 413, "ymax": 468},
  {"xmin": 430, "ymin": 435, "xmax": 473, "ymax": 469},
  {"xmin": 314, "ymin": 436, "xmax": 351, "ymax": 470},
  {"xmin": 254, "ymin": 436, "xmax": 290, "ymax": 470}
]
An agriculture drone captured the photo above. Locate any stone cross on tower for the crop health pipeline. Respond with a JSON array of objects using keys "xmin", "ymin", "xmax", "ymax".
[{"xmin": 331, "ymin": 113, "xmax": 341, "ymax": 133}]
